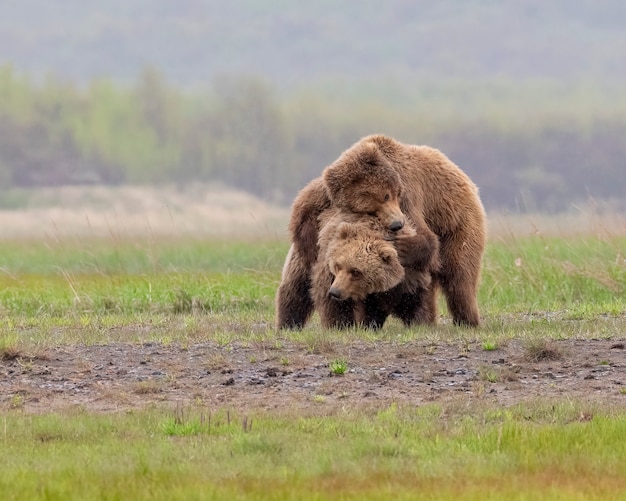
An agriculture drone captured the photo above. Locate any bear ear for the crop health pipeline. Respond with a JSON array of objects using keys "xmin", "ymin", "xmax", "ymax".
[
  {"xmin": 357, "ymin": 142, "xmax": 382, "ymax": 168},
  {"xmin": 337, "ymin": 222, "xmax": 356, "ymax": 240},
  {"xmin": 379, "ymin": 247, "xmax": 396, "ymax": 264},
  {"xmin": 324, "ymin": 141, "xmax": 380, "ymax": 185},
  {"xmin": 323, "ymin": 165, "xmax": 344, "ymax": 199}
]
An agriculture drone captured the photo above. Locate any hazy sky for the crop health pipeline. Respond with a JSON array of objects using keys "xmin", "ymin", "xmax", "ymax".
[{"xmin": 2, "ymin": 1, "xmax": 625, "ymax": 86}]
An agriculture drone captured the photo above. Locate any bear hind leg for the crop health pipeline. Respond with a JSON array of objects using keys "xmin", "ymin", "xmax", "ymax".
[
  {"xmin": 438, "ymin": 232, "xmax": 483, "ymax": 327},
  {"xmin": 440, "ymin": 271, "xmax": 480, "ymax": 327}
]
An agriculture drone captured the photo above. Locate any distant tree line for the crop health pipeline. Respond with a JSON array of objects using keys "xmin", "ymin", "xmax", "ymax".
[{"xmin": 0, "ymin": 64, "xmax": 624, "ymax": 213}]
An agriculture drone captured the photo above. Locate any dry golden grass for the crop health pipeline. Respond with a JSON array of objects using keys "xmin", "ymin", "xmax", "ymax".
[
  {"xmin": 488, "ymin": 206, "xmax": 626, "ymax": 239},
  {"xmin": 0, "ymin": 184, "xmax": 289, "ymax": 240},
  {"xmin": 3, "ymin": 184, "xmax": 626, "ymax": 242}
]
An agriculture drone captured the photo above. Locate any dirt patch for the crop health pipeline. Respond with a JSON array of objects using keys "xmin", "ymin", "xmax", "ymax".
[{"xmin": 2, "ymin": 338, "xmax": 624, "ymax": 414}]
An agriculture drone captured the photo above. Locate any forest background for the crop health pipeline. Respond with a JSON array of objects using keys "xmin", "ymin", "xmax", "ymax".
[{"xmin": 1, "ymin": 0, "xmax": 625, "ymax": 214}]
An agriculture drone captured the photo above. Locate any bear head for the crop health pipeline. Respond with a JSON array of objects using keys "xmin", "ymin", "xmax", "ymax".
[
  {"xmin": 322, "ymin": 140, "xmax": 405, "ymax": 232},
  {"xmin": 324, "ymin": 220, "xmax": 405, "ymax": 302}
]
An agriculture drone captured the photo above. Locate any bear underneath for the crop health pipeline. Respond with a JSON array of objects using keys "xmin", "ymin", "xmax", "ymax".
[
  {"xmin": 311, "ymin": 208, "xmax": 439, "ymax": 329},
  {"xmin": 276, "ymin": 134, "xmax": 486, "ymax": 330}
]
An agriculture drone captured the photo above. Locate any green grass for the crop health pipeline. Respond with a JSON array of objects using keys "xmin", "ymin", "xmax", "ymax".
[
  {"xmin": 1, "ymin": 402, "xmax": 625, "ymax": 500},
  {"xmin": 0, "ymin": 237, "xmax": 285, "ymax": 317},
  {"xmin": 0, "ymin": 234, "xmax": 624, "ymax": 319},
  {"xmin": 0, "ymin": 233, "xmax": 624, "ymax": 352},
  {"xmin": 0, "ymin": 271, "xmax": 277, "ymax": 316},
  {"xmin": 481, "ymin": 234, "xmax": 626, "ymax": 316},
  {"xmin": 0, "ymin": 236, "xmax": 287, "ymax": 274},
  {"xmin": 1, "ymin": 232, "xmax": 625, "ymax": 499},
  {"xmin": 329, "ymin": 358, "xmax": 348, "ymax": 375}
]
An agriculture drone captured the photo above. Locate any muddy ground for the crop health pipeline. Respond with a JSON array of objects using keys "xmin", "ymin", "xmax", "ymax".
[{"xmin": 1, "ymin": 337, "xmax": 625, "ymax": 414}]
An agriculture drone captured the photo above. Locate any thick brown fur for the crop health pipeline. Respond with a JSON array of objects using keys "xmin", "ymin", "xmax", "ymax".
[
  {"xmin": 276, "ymin": 134, "xmax": 486, "ymax": 329},
  {"xmin": 275, "ymin": 178, "xmax": 330, "ymax": 329},
  {"xmin": 311, "ymin": 209, "xmax": 439, "ymax": 329}
]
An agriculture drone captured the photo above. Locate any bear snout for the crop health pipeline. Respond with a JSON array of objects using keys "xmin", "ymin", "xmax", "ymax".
[
  {"xmin": 389, "ymin": 220, "xmax": 404, "ymax": 232},
  {"xmin": 328, "ymin": 286, "xmax": 347, "ymax": 301},
  {"xmin": 328, "ymin": 286, "xmax": 344, "ymax": 300}
]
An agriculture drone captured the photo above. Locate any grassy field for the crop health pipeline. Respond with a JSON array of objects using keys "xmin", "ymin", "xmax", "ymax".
[
  {"xmin": 2, "ymin": 402, "xmax": 626, "ymax": 500},
  {"xmin": 1, "ymin": 215, "xmax": 626, "ymax": 499},
  {"xmin": 1, "ymin": 231, "xmax": 624, "ymax": 322}
]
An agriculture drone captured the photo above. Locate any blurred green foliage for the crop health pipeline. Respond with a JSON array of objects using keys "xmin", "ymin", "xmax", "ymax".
[{"xmin": 1, "ymin": 64, "xmax": 625, "ymax": 212}]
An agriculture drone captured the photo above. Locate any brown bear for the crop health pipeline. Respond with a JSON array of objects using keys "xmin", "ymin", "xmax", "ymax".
[
  {"xmin": 311, "ymin": 208, "xmax": 439, "ymax": 329},
  {"xmin": 275, "ymin": 134, "xmax": 486, "ymax": 329}
]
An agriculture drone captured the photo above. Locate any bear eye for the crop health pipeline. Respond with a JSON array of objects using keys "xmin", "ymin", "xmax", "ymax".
[
  {"xmin": 350, "ymin": 269, "xmax": 361, "ymax": 279},
  {"xmin": 384, "ymin": 193, "xmax": 390, "ymax": 202}
]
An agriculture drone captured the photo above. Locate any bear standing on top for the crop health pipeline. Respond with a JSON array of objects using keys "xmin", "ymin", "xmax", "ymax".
[{"xmin": 276, "ymin": 134, "xmax": 486, "ymax": 329}]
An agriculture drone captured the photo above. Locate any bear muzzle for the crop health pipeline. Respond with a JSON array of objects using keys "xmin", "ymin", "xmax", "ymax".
[
  {"xmin": 328, "ymin": 286, "xmax": 344, "ymax": 300},
  {"xmin": 329, "ymin": 286, "xmax": 366, "ymax": 302},
  {"xmin": 389, "ymin": 219, "xmax": 404, "ymax": 232}
]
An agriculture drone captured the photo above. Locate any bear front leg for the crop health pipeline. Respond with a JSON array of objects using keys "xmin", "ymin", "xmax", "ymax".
[
  {"xmin": 391, "ymin": 283, "xmax": 439, "ymax": 326},
  {"xmin": 391, "ymin": 226, "xmax": 440, "ymax": 272},
  {"xmin": 318, "ymin": 297, "xmax": 357, "ymax": 329},
  {"xmin": 275, "ymin": 245, "xmax": 315, "ymax": 329},
  {"xmin": 362, "ymin": 294, "xmax": 392, "ymax": 329}
]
